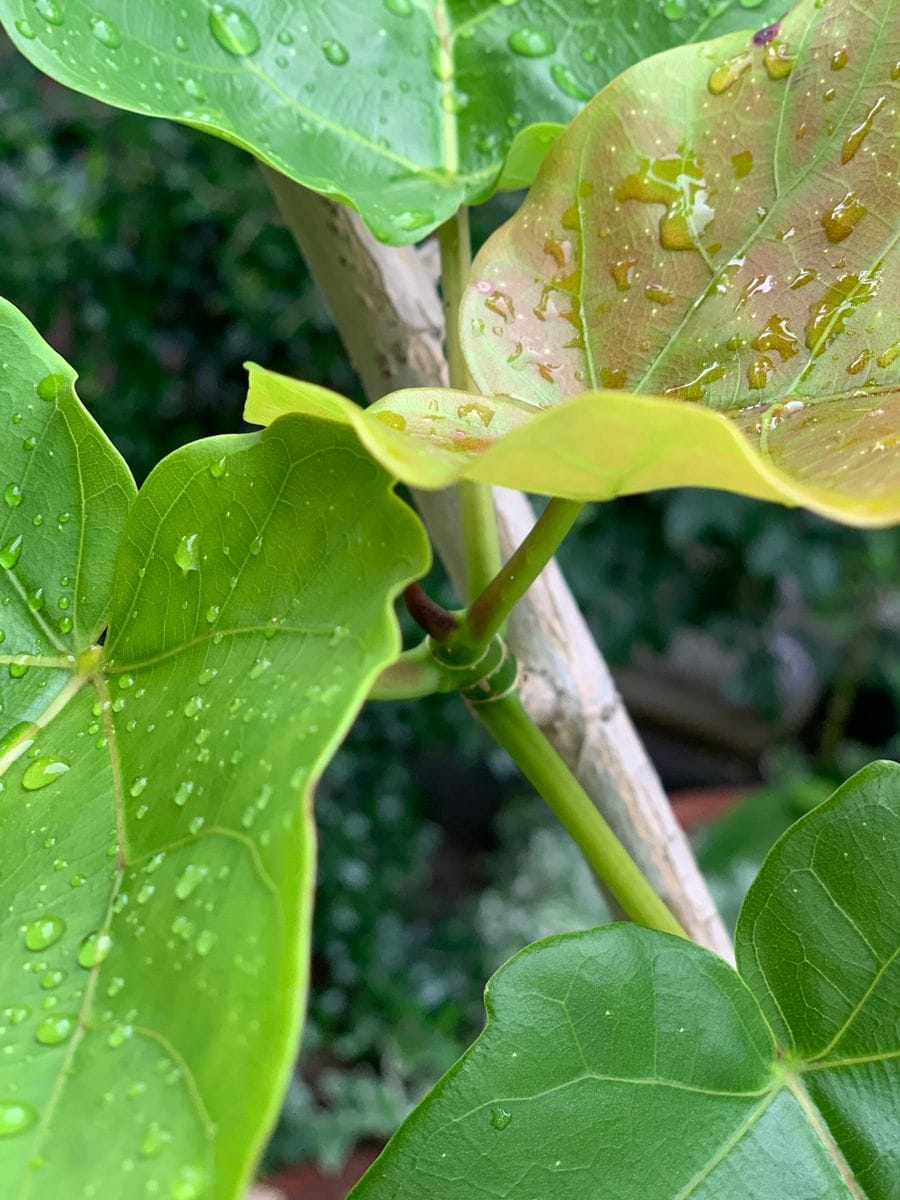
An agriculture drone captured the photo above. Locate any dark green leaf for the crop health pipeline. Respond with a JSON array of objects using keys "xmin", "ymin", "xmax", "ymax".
[
  {"xmin": 0, "ymin": 0, "xmax": 785, "ymax": 244},
  {"xmin": 351, "ymin": 761, "xmax": 900, "ymax": 1198}
]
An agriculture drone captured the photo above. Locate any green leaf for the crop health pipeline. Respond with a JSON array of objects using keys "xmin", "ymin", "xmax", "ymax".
[
  {"xmin": 0, "ymin": 0, "xmax": 785, "ymax": 244},
  {"xmin": 350, "ymin": 761, "xmax": 900, "ymax": 1199},
  {"xmin": 246, "ymin": 0, "xmax": 900, "ymax": 526},
  {"xmin": 457, "ymin": 0, "xmax": 900, "ymax": 522},
  {"xmin": 696, "ymin": 775, "xmax": 835, "ymax": 931},
  {"xmin": 0, "ymin": 301, "xmax": 429, "ymax": 1198}
]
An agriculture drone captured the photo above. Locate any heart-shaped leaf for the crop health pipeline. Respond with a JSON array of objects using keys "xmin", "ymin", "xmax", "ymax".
[
  {"xmin": 0, "ymin": 299, "xmax": 429, "ymax": 1198},
  {"xmin": 0, "ymin": 0, "xmax": 785, "ymax": 244},
  {"xmin": 349, "ymin": 760, "xmax": 899, "ymax": 1199},
  {"xmin": 244, "ymin": 0, "xmax": 900, "ymax": 525}
]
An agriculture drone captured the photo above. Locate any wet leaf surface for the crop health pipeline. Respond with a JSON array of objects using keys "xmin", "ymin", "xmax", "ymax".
[
  {"xmin": 350, "ymin": 761, "xmax": 900, "ymax": 1199},
  {"xmin": 0, "ymin": 300, "xmax": 428, "ymax": 1199},
  {"xmin": 0, "ymin": 0, "xmax": 785, "ymax": 243},
  {"xmin": 248, "ymin": 0, "xmax": 900, "ymax": 525}
]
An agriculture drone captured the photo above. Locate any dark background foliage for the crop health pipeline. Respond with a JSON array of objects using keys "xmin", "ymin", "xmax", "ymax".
[{"xmin": 3, "ymin": 36, "xmax": 899, "ymax": 1176}]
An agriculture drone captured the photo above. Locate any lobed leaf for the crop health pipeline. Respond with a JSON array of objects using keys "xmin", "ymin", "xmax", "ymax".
[
  {"xmin": 0, "ymin": 300, "xmax": 429, "ymax": 1199},
  {"xmin": 349, "ymin": 761, "xmax": 900, "ymax": 1199},
  {"xmin": 0, "ymin": 0, "xmax": 785, "ymax": 245}
]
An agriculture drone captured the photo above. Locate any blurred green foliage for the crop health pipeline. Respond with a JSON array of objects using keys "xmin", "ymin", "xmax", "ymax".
[{"xmin": 4, "ymin": 35, "xmax": 900, "ymax": 1174}]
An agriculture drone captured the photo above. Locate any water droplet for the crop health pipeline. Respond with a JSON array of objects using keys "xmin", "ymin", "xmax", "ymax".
[
  {"xmin": 36, "ymin": 373, "xmax": 67, "ymax": 402},
  {"xmin": 394, "ymin": 209, "xmax": 436, "ymax": 233},
  {"xmin": 751, "ymin": 314, "xmax": 798, "ymax": 362},
  {"xmin": 174, "ymin": 533, "xmax": 200, "ymax": 574},
  {"xmin": 89, "ymin": 15, "xmax": 121, "ymax": 48},
  {"xmin": 0, "ymin": 535, "xmax": 24, "ymax": 569},
  {"xmin": 209, "ymin": 456, "xmax": 226, "ymax": 479},
  {"xmin": 664, "ymin": 362, "xmax": 726, "ymax": 402},
  {"xmin": 0, "ymin": 720, "xmax": 36, "ymax": 758},
  {"xmin": 821, "ymin": 192, "xmax": 866, "ymax": 243},
  {"xmin": 747, "ymin": 356, "xmax": 775, "ymax": 389},
  {"xmin": 174, "ymin": 864, "xmax": 207, "ymax": 900},
  {"xmin": 321, "ymin": 38, "xmax": 349, "ymax": 66},
  {"xmin": 195, "ymin": 930, "xmax": 215, "ymax": 956},
  {"xmin": 8, "ymin": 658, "xmax": 29, "ymax": 680},
  {"xmin": 249, "ymin": 657, "xmax": 271, "ymax": 680},
  {"xmin": 174, "ymin": 781, "xmax": 194, "ymax": 807},
  {"xmin": 550, "ymin": 64, "xmax": 591, "ymax": 100},
  {"xmin": 22, "ymin": 757, "xmax": 70, "ymax": 791},
  {"xmin": 129, "ymin": 776, "xmax": 148, "ymax": 798},
  {"xmin": 40, "ymin": 969, "xmax": 66, "ymax": 990},
  {"xmin": 4, "ymin": 1005, "xmax": 30, "ymax": 1025},
  {"xmin": 35, "ymin": 1013, "xmax": 76, "ymax": 1046},
  {"xmin": 846, "ymin": 349, "xmax": 871, "ymax": 375},
  {"xmin": 205, "ymin": 604, "xmax": 221, "ymax": 624},
  {"xmin": 181, "ymin": 77, "xmax": 207, "ymax": 101},
  {"xmin": 3, "ymin": 484, "xmax": 22, "ymax": 508},
  {"xmin": 615, "ymin": 153, "xmax": 713, "ymax": 251},
  {"xmin": 383, "ymin": 0, "xmax": 413, "ymax": 13},
  {"xmin": 508, "ymin": 27, "xmax": 554, "ymax": 57},
  {"xmin": 608, "ymin": 257, "xmax": 637, "ymax": 292},
  {"xmin": 490, "ymin": 1106, "xmax": 512, "ymax": 1130},
  {"xmin": 172, "ymin": 1166, "xmax": 207, "ymax": 1200},
  {"xmin": 77, "ymin": 931, "xmax": 113, "ymax": 969},
  {"xmin": 805, "ymin": 270, "xmax": 879, "ymax": 354},
  {"xmin": 208, "ymin": 3, "xmax": 260, "ymax": 56},
  {"xmin": 33, "ymin": 0, "xmax": 63, "ymax": 24},
  {"xmin": 842, "ymin": 96, "xmax": 885, "ymax": 164},
  {"xmin": 764, "ymin": 40, "xmax": 795, "ymax": 80},
  {"xmin": 877, "ymin": 342, "xmax": 900, "ymax": 368},
  {"xmin": 599, "ymin": 366, "xmax": 628, "ymax": 389},
  {"xmin": 184, "ymin": 696, "xmax": 204, "ymax": 718},
  {"xmin": 708, "ymin": 52, "xmax": 751, "ymax": 95},
  {"xmin": 789, "ymin": 267, "xmax": 817, "ymax": 290},
  {"xmin": 731, "ymin": 150, "xmax": 753, "ymax": 179},
  {"xmin": 662, "ymin": 0, "xmax": 687, "ymax": 18},
  {"xmin": 139, "ymin": 1121, "xmax": 170, "ymax": 1158},
  {"xmin": 831, "ymin": 47, "xmax": 848, "ymax": 70},
  {"xmin": 644, "ymin": 283, "xmax": 675, "ymax": 305},
  {"xmin": 15, "ymin": 18, "xmax": 37, "ymax": 38},
  {"xmin": 0, "ymin": 1101, "xmax": 37, "ymax": 1137}
]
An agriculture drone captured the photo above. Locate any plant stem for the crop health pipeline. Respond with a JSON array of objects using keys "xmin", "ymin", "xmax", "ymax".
[
  {"xmin": 437, "ymin": 208, "xmax": 502, "ymax": 600},
  {"xmin": 459, "ymin": 498, "xmax": 583, "ymax": 654},
  {"xmin": 475, "ymin": 693, "xmax": 687, "ymax": 938}
]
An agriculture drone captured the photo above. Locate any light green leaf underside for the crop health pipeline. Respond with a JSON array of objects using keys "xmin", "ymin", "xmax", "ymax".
[
  {"xmin": 243, "ymin": 366, "xmax": 900, "ymax": 526},
  {"xmin": 0, "ymin": 302, "xmax": 430, "ymax": 1199},
  {"xmin": 452, "ymin": 0, "xmax": 900, "ymax": 522},
  {"xmin": 350, "ymin": 761, "xmax": 899, "ymax": 1199},
  {"xmin": 0, "ymin": 0, "xmax": 785, "ymax": 245}
]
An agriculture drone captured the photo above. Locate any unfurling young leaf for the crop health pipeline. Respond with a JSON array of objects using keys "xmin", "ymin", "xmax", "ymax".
[
  {"xmin": 350, "ymin": 761, "xmax": 900, "ymax": 1199},
  {"xmin": 0, "ymin": 299, "xmax": 429, "ymax": 1198},
  {"xmin": 0, "ymin": 0, "xmax": 785, "ymax": 244},
  {"xmin": 246, "ymin": 0, "xmax": 900, "ymax": 526}
]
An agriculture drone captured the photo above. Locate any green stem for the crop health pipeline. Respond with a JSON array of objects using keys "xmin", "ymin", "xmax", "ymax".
[
  {"xmin": 437, "ymin": 208, "xmax": 502, "ymax": 600},
  {"xmin": 368, "ymin": 642, "xmax": 458, "ymax": 701},
  {"xmin": 474, "ymin": 693, "xmax": 687, "ymax": 938},
  {"xmin": 458, "ymin": 498, "xmax": 583, "ymax": 656}
]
